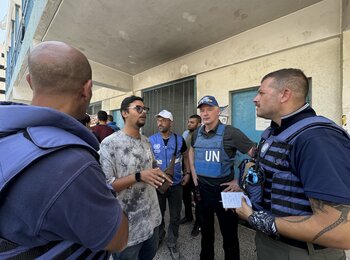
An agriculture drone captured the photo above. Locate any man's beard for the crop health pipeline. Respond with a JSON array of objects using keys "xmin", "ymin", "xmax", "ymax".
[
  {"xmin": 159, "ymin": 127, "xmax": 169, "ymax": 133},
  {"xmin": 136, "ymin": 121, "xmax": 145, "ymax": 127}
]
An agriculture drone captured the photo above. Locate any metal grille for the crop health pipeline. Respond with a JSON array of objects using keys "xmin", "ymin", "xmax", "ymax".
[{"xmin": 142, "ymin": 77, "xmax": 195, "ymax": 137}]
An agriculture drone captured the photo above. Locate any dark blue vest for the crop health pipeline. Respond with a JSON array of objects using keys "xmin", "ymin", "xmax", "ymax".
[
  {"xmin": 149, "ymin": 133, "xmax": 183, "ymax": 185},
  {"xmin": 0, "ymin": 127, "xmax": 107, "ymax": 259},
  {"xmin": 194, "ymin": 124, "xmax": 233, "ymax": 178},
  {"xmin": 258, "ymin": 116, "xmax": 350, "ymax": 217}
]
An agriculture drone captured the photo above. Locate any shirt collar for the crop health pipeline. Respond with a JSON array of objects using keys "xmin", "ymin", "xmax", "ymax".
[
  {"xmin": 271, "ymin": 103, "xmax": 316, "ymax": 135},
  {"xmin": 281, "ymin": 103, "xmax": 310, "ymax": 121},
  {"xmin": 200, "ymin": 121, "xmax": 222, "ymax": 135}
]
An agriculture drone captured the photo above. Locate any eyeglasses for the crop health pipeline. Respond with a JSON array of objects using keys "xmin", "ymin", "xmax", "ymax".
[{"xmin": 128, "ymin": 105, "xmax": 150, "ymax": 114}]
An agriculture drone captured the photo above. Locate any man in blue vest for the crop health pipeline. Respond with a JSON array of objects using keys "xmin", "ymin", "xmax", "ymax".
[
  {"xmin": 149, "ymin": 110, "xmax": 189, "ymax": 260},
  {"xmin": 189, "ymin": 96, "xmax": 255, "ymax": 260},
  {"xmin": 0, "ymin": 41, "xmax": 128, "ymax": 258},
  {"xmin": 236, "ymin": 68, "xmax": 350, "ymax": 259}
]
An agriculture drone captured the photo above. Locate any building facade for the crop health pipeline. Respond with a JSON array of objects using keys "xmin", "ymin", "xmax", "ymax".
[
  {"xmin": 0, "ymin": 43, "xmax": 5, "ymax": 101},
  {"xmin": 3, "ymin": 0, "xmax": 350, "ymax": 137}
]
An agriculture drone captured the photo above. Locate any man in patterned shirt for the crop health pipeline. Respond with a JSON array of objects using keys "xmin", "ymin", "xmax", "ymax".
[{"xmin": 100, "ymin": 95, "xmax": 172, "ymax": 260}]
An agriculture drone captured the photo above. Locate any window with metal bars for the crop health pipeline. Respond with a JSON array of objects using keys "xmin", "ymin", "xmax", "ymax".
[{"xmin": 142, "ymin": 77, "xmax": 196, "ymax": 137}]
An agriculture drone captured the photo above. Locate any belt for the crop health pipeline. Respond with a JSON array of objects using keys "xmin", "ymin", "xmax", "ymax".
[{"xmin": 278, "ymin": 236, "xmax": 326, "ymax": 250}]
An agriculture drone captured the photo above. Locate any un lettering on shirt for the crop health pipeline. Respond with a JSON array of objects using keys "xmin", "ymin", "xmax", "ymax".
[{"xmin": 205, "ymin": 150, "xmax": 220, "ymax": 162}]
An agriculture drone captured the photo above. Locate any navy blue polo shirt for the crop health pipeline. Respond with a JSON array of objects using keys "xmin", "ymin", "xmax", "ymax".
[{"xmin": 271, "ymin": 105, "xmax": 350, "ymax": 205}]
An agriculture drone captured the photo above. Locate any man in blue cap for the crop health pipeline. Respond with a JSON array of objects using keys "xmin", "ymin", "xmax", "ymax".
[{"xmin": 189, "ymin": 95, "xmax": 255, "ymax": 260}]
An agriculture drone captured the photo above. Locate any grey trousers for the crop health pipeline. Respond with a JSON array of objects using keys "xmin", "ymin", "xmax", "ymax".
[
  {"xmin": 157, "ymin": 184, "xmax": 183, "ymax": 248},
  {"xmin": 255, "ymin": 231, "xmax": 346, "ymax": 260}
]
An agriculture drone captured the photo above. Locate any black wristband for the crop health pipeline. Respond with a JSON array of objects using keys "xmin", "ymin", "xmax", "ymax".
[
  {"xmin": 135, "ymin": 172, "xmax": 141, "ymax": 182},
  {"xmin": 248, "ymin": 211, "xmax": 279, "ymax": 238}
]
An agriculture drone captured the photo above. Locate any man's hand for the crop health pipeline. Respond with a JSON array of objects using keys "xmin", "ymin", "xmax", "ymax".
[
  {"xmin": 220, "ymin": 179, "xmax": 241, "ymax": 192},
  {"xmin": 192, "ymin": 173, "xmax": 198, "ymax": 186},
  {"xmin": 236, "ymin": 197, "xmax": 278, "ymax": 237},
  {"xmin": 181, "ymin": 174, "xmax": 191, "ymax": 186},
  {"xmin": 140, "ymin": 168, "xmax": 173, "ymax": 188},
  {"xmin": 235, "ymin": 196, "xmax": 253, "ymax": 221},
  {"xmin": 194, "ymin": 185, "xmax": 201, "ymax": 202}
]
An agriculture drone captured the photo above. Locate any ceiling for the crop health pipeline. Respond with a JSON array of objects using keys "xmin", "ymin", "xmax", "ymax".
[{"xmin": 43, "ymin": 0, "xmax": 322, "ymax": 76}]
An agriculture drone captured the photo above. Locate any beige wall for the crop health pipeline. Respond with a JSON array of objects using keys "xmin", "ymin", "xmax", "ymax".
[
  {"xmin": 130, "ymin": 0, "xmax": 343, "ymax": 123},
  {"xmin": 196, "ymin": 38, "xmax": 341, "ymax": 122},
  {"xmin": 343, "ymin": 0, "xmax": 350, "ymax": 31},
  {"xmin": 90, "ymin": 60, "xmax": 133, "ymax": 93},
  {"xmin": 0, "ymin": 69, "xmax": 5, "ymax": 100}
]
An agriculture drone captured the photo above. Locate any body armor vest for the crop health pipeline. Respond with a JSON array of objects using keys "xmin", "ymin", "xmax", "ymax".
[
  {"xmin": 258, "ymin": 116, "xmax": 349, "ymax": 217},
  {"xmin": 0, "ymin": 126, "xmax": 106, "ymax": 259},
  {"xmin": 194, "ymin": 124, "xmax": 233, "ymax": 178}
]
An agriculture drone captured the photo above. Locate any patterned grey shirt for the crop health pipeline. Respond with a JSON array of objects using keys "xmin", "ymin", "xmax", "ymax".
[{"xmin": 99, "ymin": 131, "xmax": 161, "ymax": 247}]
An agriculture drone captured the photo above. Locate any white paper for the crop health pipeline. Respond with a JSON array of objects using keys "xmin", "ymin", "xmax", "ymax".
[{"xmin": 220, "ymin": 192, "xmax": 252, "ymax": 208}]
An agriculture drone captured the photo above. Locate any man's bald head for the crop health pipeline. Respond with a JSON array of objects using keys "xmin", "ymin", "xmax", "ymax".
[{"xmin": 28, "ymin": 41, "xmax": 92, "ymax": 94}]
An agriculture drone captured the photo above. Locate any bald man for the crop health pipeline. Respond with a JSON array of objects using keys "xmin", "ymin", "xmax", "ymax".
[{"xmin": 0, "ymin": 41, "xmax": 128, "ymax": 258}]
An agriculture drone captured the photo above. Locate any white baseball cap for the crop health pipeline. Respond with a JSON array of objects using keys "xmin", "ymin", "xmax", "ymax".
[{"xmin": 155, "ymin": 110, "xmax": 173, "ymax": 121}]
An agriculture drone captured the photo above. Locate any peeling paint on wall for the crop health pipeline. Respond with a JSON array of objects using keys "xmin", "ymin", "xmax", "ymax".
[
  {"xmin": 233, "ymin": 9, "xmax": 248, "ymax": 20},
  {"xmin": 182, "ymin": 12, "xmax": 196, "ymax": 23},
  {"xmin": 180, "ymin": 64, "xmax": 189, "ymax": 75},
  {"xmin": 118, "ymin": 30, "xmax": 129, "ymax": 41},
  {"xmin": 302, "ymin": 30, "xmax": 312, "ymax": 38}
]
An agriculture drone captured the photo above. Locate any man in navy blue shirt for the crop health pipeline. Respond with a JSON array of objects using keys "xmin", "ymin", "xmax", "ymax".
[{"xmin": 236, "ymin": 68, "xmax": 350, "ymax": 259}]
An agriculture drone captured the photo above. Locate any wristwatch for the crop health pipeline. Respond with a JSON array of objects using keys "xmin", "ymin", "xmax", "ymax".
[{"xmin": 135, "ymin": 172, "xmax": 141, "ymax": 182}]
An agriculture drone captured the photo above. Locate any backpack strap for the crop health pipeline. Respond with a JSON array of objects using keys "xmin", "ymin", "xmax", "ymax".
[
  {"xmin": 216, "ymin": 124, "xmax": 225, "ymax": 136},
  {"xmin": 197, "ymin": 125, "xmax": 205, "ymax": 138},
  {"xmin": 173, "ymin": 133, "xmax": 178, "ymax": 156}
]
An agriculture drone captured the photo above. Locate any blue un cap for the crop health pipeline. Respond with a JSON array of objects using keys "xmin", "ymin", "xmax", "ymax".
[{"xmin": 197, "ymin": 95, "xmax": 219, "ymax": 108}]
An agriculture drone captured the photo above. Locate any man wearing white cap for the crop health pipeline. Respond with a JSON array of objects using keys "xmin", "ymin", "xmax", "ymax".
[
  {"xmin": 189, "ymin": 95, "xmax": 256, "ymax": 260},
  {"xmin": 149, "ymin": 110, "xmax": 190, "ymax": 260}
]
